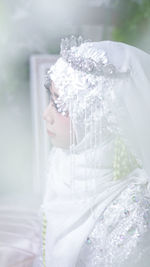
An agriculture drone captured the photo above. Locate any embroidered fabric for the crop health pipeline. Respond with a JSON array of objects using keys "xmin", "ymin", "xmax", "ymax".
[{"xmin": 76, "ymin": 181, "xmax": 150, "ymax": 267}]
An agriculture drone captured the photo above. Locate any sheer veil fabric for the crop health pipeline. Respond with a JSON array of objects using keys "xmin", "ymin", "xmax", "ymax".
[{"xmin": 40, "ymin": 39, "xmax": 150, "ymax": 267}]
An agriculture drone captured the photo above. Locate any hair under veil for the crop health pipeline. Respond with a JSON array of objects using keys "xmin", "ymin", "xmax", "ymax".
[{"xmin": 40, "ymin": 36, "xmax": 150, "ymax": 267}]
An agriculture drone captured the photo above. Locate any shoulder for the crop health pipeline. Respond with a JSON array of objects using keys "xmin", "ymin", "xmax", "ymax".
[
  {"xmin": 102, "ymin": 181, "xmax": 150, "ymax": 231},
  {"xmin": 96, "ymin": 182, "xmax": 150, "ymax": 265},
  {"xmin": 77, "ymin": 182, "xmax": 150, "ymax": 267},
  {"xmin": 93, "ymin": 181, "xmax": 150, "ymax": 247}
]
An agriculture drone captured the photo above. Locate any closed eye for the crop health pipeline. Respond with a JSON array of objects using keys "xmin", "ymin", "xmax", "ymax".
[{"xmin": 45, "ymin": 87, "xmax": 59, "ymax": 111}]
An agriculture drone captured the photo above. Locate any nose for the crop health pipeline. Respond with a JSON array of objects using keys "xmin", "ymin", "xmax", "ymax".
[{"xmin": 43, "ymin": 104, "xmax": 54, "ymax": 125}]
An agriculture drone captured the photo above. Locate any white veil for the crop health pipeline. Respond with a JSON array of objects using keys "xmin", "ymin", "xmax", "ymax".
[
  {"xmin": 110, "ymin": 41, "xmax": 150, "ymax": 178},
  {"xmin": 77, "ymin": 41, "xmax": 150, "ymax": 179},
  {"xmin": 40, "ymin": 39, "xmax": 150, "ymax": 267}
]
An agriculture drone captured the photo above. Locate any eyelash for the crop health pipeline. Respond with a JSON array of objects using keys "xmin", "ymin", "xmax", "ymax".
[{"xmin": 45, "ymin": 87, "xmax": 58, "ymax": 111}]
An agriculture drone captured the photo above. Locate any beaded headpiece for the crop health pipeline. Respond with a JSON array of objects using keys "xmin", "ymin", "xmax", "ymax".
[
  {"xmin": 60, "ymin": 35, "xmax": 130, "ymax": 77},
  {"xmin": 44, "ymin": 35, "xmax": 130, "ymax": 118}
]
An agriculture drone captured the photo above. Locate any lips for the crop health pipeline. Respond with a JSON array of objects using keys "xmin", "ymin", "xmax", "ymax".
[{"xmin": 47, "ymin": 128, "xmax": 55, "ymax": 136}]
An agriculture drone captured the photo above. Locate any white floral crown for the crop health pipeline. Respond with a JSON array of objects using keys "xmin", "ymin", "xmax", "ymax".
[{"xmin": 60, "ymin": 35, "xmax": 130, "ymax": 77}]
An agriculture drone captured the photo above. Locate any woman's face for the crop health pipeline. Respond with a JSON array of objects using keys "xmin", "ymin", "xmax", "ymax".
[{"xmin": 43, "ymin": 80, "xmax": 74, "ymax": 149}]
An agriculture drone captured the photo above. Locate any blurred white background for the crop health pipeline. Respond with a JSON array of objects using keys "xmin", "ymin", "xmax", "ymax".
[{"xmin": 0, "ymin": 0, "xmax": 150, "ymax": 265}]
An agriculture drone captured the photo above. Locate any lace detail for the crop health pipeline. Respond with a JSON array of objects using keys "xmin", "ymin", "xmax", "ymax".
[{"xmin": 76, "ymin": 182, "xmax": 150, "ymax": 267}]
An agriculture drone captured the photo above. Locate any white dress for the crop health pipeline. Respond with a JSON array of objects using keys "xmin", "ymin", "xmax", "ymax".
[
  {"xmin": 36, "ymin": 179, "xmax": 150, "ymax": 267},
  {"xmin": 37, "ymin": 153, "xmax": 150, "ymax": 267}
]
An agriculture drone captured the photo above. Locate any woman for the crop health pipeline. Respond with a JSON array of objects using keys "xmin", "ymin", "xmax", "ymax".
[{"xmin": 38, "ymin": 35, "xmax": 150, "ymax": 267}]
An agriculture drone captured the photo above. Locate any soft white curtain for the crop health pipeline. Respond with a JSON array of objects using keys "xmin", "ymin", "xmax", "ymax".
[{"xmin": 0, "ymin": 206, "xmax": 40, "ymax": 267}]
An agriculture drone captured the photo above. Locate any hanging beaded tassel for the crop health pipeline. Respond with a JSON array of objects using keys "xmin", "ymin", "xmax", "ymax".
[
  {"xmin": 113, "ymin": 135, "xmax": 142, "ymax": 181},
  {"xmin": 69, "ymin": 100, "xmax": 74, "ymax": 196},
  {"xmin": 41, "ymin": 212, "xmax": 47, "ymax": 267},
  {"xmin": 85, "ymin": 99, "xmax": 88, "ymax": 199}
]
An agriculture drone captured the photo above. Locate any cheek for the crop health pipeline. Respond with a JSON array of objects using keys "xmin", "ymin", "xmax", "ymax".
[
  {"xmin": 52, "ymin": 113, "xmax": 76, "ymax": 148},
  {"xmin": 56, "ymin": 114, "xmax": 71, "ymax": 136}
]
